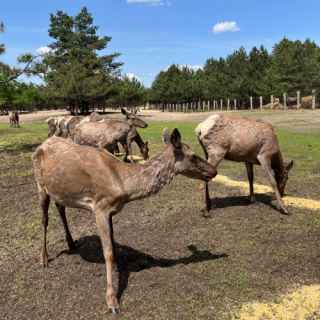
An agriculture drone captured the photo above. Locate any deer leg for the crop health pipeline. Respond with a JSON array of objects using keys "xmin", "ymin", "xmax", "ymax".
[
  {"xmin": 121, "ymin": 142, "xmax": 130, "ymax": 162},
  {"xmin": 95, "ymin": 210, "xmax": 120, "ymax": 314},
  {"xmin": 204, "ymin": 151, "xmax": 225, "ymax": 211},
  {"xmin": 55, "ymin": 203, "xmax": 76, "ymax": 251},
  {"xmin": 114, "ymin": 143, "xmax": 120, "ymax": 155},
  {"xmin": 40, "ymin": 192, "xmax": 50, "ymax": 267},
  {"xmin": 126, "ymin": 136, "xmax": 134, "ymax": 163},
  {"xmin": 245, "ymin": 162, "xmax": 255, "ymax": 203},
  {"xmin": 198, "ymin": 139, "xmax": 212, "ymax": 211},
  {"xmin": 257, "ymin": 155, "xmax": 289, "ymax": 215}
]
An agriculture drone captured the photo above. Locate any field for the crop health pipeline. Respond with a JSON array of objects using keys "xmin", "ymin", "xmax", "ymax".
[{"xmin": 1, "ymin": 110, "xmax": 320, "ymax": 320}]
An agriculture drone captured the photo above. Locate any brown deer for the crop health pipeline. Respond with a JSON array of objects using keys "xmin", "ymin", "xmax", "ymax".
[
  {"xmin": 46, "ymin": 112, "xmax": 103, "ymax": 138},
  {"xmin": 32, "ymin": 129, "xmax": 216, "ymax": 314},
  {"xmin": 196, "ymin": 114, "xmax": 293, "ymax": 214},
  {"xmin": 72, "ymin": 114, "xmax": 149, "ymax": 161},
  {"xmin": 9, "ymin": 111, "xmax": 19, "ymax": 127}
]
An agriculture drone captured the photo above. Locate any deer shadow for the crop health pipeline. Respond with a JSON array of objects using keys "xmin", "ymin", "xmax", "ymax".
[
  {"xmin": 58, "ymin": 235, "xmax": 228, "ymax": 301},
  {"xmin": 205, "ymin": 193, "xmax": 280, "ymax": 216}
]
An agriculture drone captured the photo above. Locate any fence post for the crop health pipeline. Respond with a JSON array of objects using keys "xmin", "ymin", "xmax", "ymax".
[
  {"xmin": 260, "ymin": 96, "xmax": 263, "ymax": 110},
  {"xmin": 220, "ymin": 99, "xmax": 223, "ymax": 110},
  {"xmin": 283, "ymin": 93, "xmax": 287, "ymax": 109},
  {"xmin": 312, "ymin": 89, "xmax": 316, "ymax": 110},
  {"xmin": 250, "ymin": 96, "xmax": 253, "ymax": 111},
  {"xmin": 234, "ymin": 99, "xmax": 237, "ymax": 110},
  {"xmin": 271, "ymin": 95, "xmax": 274, "ymax": 109},
  {"xmin": 297, "ymin": 91, "xmax": 301, "ymax": 109}
]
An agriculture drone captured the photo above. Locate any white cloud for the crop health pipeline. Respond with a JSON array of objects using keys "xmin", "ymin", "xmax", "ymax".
[
  {"xmin": 127, "ymin": 0, "xmax": 171, "ymax": 6},
  {"xmin": 188, "ymin": 65, "xmax": 203, "ymax": 71},
  {"xmin": 36, "ymin": 46, "xmax": 52, "ymax": 55},
  {"xmin": 163, "ymin": 64, "xmax": 203, "ymax": 72},
  {"xmin": 212, "ymin": 21, "xmax": 240, "ymax": 34},
  {"xmin": 126, "ymin": 73, "xmax": 141, "ymax": 82}
]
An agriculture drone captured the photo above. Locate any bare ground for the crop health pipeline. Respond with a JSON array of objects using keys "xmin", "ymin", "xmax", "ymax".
[
  {"xmin": 1, "ymin": 110, "xmax": 320, "ymax": 319},
  {"xmin": 2, "ymin": 108, "xmax": 320, "ymax": 134}
]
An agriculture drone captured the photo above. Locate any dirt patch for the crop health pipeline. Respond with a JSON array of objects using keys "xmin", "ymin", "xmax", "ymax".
[
  {"xmin": 0, "ymin": 110, "xmax": 69, "ymax": 124},
  {"xmin": 1, "ymin": 147, "xmax": 320, "ymax": 319},
  {"xmin": 1, "ymin": 114, "xmax": 320, "ymax": 319}
]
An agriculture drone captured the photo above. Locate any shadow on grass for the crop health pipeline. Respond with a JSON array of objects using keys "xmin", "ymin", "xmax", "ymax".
[
  {"xmin": 57, "ymin": 235, "xmax": 228, "ymax": 301},
  {"xmin": 205, "ymin": 194, "xmax": 280, "ymax": 214}
]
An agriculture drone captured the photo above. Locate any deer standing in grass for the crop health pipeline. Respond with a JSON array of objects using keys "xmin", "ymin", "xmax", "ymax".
[
  {"xmin": 9, "ymin": 111, "xmax": 19, "ymax": 127},
  {"xmin": 73, "ymin": 109, "xmax": 149, "ymax": 161},
  {"xmin": 196, "ymin": 114, "xmax": 293, "ymax": 214},
  {"xmin": 32, "ymin": 128, "xmax": 216, "ymax": 314}
]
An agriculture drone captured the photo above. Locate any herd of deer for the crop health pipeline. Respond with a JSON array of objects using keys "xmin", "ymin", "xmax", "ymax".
[{"xmin": 29, "ymin": 109, "xmax": 293, "ymax": 314}]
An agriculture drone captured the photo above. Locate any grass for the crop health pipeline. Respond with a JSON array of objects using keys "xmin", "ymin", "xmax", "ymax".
[
  {"xmin": 1, "ymin": 113, "xmax": 320, "ymax": 319},
  {"xmin": 1, "ymin": 120, "xmax": 320, "ymax": 176}
]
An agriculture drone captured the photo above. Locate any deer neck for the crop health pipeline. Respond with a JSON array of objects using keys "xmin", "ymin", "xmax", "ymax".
[{"xmin": 124, "ymin": 148, "xmax": 176, "ymax": 201}]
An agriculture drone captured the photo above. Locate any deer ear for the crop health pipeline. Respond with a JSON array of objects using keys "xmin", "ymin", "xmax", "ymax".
[
  {"xmin": 170, "ymin": 128, "xmax": 182, "ymax": 149},
  {"xmin": 162, "ymin": 128, "xmax": 171, "ymax": 144},
  {"xmin": 286, "ymin": 160, "xmax": 294, "ymax": 171}
]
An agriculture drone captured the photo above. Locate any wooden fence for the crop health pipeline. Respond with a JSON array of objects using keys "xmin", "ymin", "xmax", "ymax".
[{"xmin": 147, "ymin": 90, "xmax": 318, "ymax": 112}]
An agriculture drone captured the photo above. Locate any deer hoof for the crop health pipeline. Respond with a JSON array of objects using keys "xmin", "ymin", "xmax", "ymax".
[
  {"xmin": 109, "ymin": 307, "xmax": 120, "ymax": 315},
  {"xmin": 281, "ymin": 208, "xmax": 290, "ymax": 215}
]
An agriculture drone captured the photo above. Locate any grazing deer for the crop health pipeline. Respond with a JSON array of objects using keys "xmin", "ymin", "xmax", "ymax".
[
  {"xmin": 46, "ymin": 112, "xmax": 103, "ymax": 138},
  {"xmin": 9, "ymin": 111, "xmax": 19, "ymax": 127},
  {"xmin": 72, "ymin": 113, "xmax": 149, "ymax": 161},
  {"xmin": 32, "ymin": 129, "xmax": 216, "ymax": 314},
  {"xmin": 196, "ymin": 114, "xmax": 293, "ymax": 214}
]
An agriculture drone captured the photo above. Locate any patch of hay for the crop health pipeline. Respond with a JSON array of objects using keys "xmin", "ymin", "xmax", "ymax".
[
  {"xmin": 214, "ymin": 175, "xmax": 320, "ymax": 211},
  {"xmin": 233, "ymin": 285, "xmax": 320, "ymax": 320}
]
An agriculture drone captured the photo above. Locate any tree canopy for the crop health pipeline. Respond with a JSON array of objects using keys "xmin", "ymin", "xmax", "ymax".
[
  {"xmin": 23, "ymin": 7, "xmax": 124, "ymax": 113},
  {"xmin": 150, "ymin": 38, "xmax": 320, "ymax": 106}
]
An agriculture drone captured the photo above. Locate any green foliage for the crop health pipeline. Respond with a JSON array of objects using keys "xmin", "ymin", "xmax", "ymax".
[
  {"xmin": 150, "ymin": 38, "xmax": 320, "ymax": 106},
  {"xmin": 24, "ymin": 7, "xmax": 122, "ymax": 114},
  {"xmin": 110, "ymin": 76, "xmax": 147, "ymax": 107}
]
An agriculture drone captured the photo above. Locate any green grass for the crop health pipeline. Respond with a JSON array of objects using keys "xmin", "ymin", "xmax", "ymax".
[
  {"xmin": 0, "ymin": 122, "xmax": 48, "ymax": 152},
  {"xmin": 1, "ymin": 120, "xmax": 319, "ymax": 178}
]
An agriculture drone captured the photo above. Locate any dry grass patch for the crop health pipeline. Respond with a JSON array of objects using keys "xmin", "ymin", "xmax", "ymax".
[{"xmin": 233, "ymin": 285, "xmax": 320, "ymax": 320}]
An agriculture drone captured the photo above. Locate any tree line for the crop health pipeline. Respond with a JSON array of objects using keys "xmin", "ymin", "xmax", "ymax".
[
  {"xmin": 2, "ymin": 7, "xmax": 320, "ymax": 113},
  {"xmin": 149, "ymin": 39, "xmax": 320, "ymax": 107},
  {"xmin": 0, "ymin": 7, "xmax": 147, "ymax": 114}
]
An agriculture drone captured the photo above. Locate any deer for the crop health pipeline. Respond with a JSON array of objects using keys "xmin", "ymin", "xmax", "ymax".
[
  {"xmin": 32, "ymin": 128, "xmax": 217, "ymax": 314},
  {"xmin": 195, "ymin": 114, "xmax": 294, "ymax": 215},
  {"xmin": 72, "ymin": 110, "xmax": 149, "ymax": 161},
  {"xmin": 9, "ymin": 111, "xmax": 19, "ymax": 127},
  {"xmin": 46, "ymin": 112, "xmax": 103, "ymax": 138}
]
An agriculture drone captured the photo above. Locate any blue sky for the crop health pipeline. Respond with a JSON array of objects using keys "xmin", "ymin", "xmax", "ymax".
[{"xmin": 1, "ymin": 0, "xmax": 320, "ymax": 87}]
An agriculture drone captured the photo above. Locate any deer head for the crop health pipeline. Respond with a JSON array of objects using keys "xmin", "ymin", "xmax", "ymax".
[
  {"xmin": 277, "ymin": 160, "xmax": 294, "ymax": 196},
  {"xmin": 163, "ymin": 128, "xmax": 217, "ymax": 181},
  {"xmin": 46, "ymin": 118, "xmax": 58, "ymax": 137},
  {"xmin": 121, "ymin": 108, "xmax": 148, "ymax": 128}
]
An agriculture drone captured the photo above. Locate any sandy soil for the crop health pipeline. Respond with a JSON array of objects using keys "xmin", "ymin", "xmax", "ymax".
[
  {"xmin": 0, "ymin": 110, "xmax": 69, "ymax": 123},
  {"xmin": 2, "ymin": 108, "xmax": 320, "ymax": 133}
]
